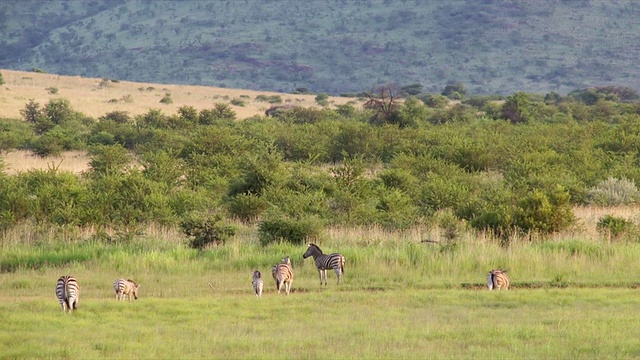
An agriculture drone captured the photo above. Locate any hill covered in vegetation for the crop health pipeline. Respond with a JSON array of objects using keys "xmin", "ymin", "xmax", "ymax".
[{"xmin": 1, "ymin": 0, "xmax": 639, "ymax": 95}]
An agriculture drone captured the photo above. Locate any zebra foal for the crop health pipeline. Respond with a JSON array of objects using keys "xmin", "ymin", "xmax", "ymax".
[
  {"xmin": 271, "ymin": 256, "xmax": 294, "ymax": 295},
  {"xmin": 56, "ymin": 275, "xmax": 79, "ymax": 313},
  {"xmin": 114, "ymin": 278, "xmax": 140, "ymax": 301},
  {"xmin": 252, "ymin": 270, "xmax": 263, "ymax": 298},
  {"xmin": 487, "ymin": 269, "xmax": 510, "ymax": 290},
  {"xmin": 303, "ymin": 243, "xmax": 345, "ymax": 285}
]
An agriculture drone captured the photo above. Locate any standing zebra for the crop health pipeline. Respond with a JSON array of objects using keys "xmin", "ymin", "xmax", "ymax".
[
  {"xmin": 56, "ymin": 276, "xmax": 79, "ymax": 313},
  {"xmin": 252, "ymin": 270, "xmax": 263, "ymax": 298},
  {"xmin": 303, "ymin": 243, "xmax": 345, "ymax": 285},
  {"xmin": 114, "ymin": 279, "xmax": 140, "ymax": 301},
  {"xmin": 272, "ymin": 256, "xmax": 294, "ymax": 295},
  {"xmin": 487, "ymin": 269, "xmax": 510, "ymax": 290}
]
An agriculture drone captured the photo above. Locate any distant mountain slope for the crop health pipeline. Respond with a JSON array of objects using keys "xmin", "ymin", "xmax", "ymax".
[{"xmin": 1, "ymin": 0, "xmax": 639, "ymax": 95}]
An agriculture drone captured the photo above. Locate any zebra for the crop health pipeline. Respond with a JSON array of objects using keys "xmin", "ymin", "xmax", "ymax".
[
  {"xmin": 114, "ymin": 279, "xmax": 140, "ymax": 301},
  {"xmin": 487, "ymin": 269, "xmax": 510, "ymax": 290},
  {"xmin": 56, "ymin": 276, "xmax": 79, "ymax": 313},
  {"xmin": 252, "ymin": 270, "xmax": 263, "ymax": 298},
  {"xmin": 271, "ymin": 256, "xmax": 294, "ymax": 295},
  {"xmin": 303, "ymin": 243, "xmax": 345, "ymax": 285}
]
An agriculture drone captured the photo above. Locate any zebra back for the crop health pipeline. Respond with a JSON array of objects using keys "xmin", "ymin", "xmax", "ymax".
[
  {"xmin": 272, "ymin": 259, "xmax": 294, "ymax": 294},
  {"xmin": 56, "ymin": 275, "xmax": 79, "ymax": 313},
  {"xmin": 487, "ymin": 269, "xmax": 510, "ymax": 290}
]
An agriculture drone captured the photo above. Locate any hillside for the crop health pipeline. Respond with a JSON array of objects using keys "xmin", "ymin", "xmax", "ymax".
[{"xmin": 1, "ymin": 0, "xmax": 639, "ymax": 96}]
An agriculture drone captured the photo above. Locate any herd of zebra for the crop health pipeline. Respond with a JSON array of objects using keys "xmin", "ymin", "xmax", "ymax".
[{"xmin": 56, "ymin": 243, "xmax": 509, "ymax": 311}]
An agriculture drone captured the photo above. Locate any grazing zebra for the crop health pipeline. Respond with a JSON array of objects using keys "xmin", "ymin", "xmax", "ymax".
[
  {"xmin": 252, "ymin": 270, "xmax": 263, "ymax": 298},
  {"xmin": 114, "ymin": 279, "xmax": 140, "ymax": 301},
  {"xmin": 271, "ymin": 256, "xmax": 294, "ymax": 295},
  {"xmin": 303, "ymin": 243, "xmax": 345, "ymax": 285},
  {"xmin": 487, "ymin": 269, "xmax": 510, "ymax": 290},
  {"xmin": 56, "ymin": 276, "xmax": 79, "ymax": 313}
]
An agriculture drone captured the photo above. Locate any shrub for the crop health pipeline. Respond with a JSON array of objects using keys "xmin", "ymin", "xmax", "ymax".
[
  {"xmin": 46, "ymin": 87, "xmax": 58, "ymax": 94},
  {"xmin": 514, "ymin": 186, "xmax": 575, "ymax": 234},
  {"xmin": 0, "ymin": 72, "xmax": 4, "ymax": 86},
  {"xmin": 586, "ymin": 177, "xmax": 640, "ymax": 206},
  {"xmin": 230, "ymin": 98, "xmax": 246, "ymax": 106},
  {"xmin": 160, "ymin": 94, "xmax": 173, "ymax": 104},
  {"xmin": 258, "ymin": 215, "xmax": 322, "ymax": 245},
  {"xmin": 596, "ymin": 215, "xmax": 635, "ymax": 239},
  {"xmin": 226, "ymin": 193, "xmax": 269, "ymax": 222},
  {"xmin": 180, "ymin": 214, "xmax": 237, "ymax": 250}
]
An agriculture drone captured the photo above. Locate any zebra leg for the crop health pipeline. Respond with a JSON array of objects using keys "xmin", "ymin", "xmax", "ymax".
[
  {"xmin": 335, "ymin": 268, "xmax": 342, "ymax": 284},
  {"xmin": 323, "ymin": 270, "xmax": 328, "ymax": 286}
]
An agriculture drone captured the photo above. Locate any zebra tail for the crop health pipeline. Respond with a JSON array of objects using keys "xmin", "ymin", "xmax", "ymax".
[{"xmin": 341, "ymin": 256, "xmax": 345, "ymax": 275}]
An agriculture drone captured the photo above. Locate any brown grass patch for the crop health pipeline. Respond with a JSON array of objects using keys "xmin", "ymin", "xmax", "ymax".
[{"xmin": 0, "ymin": 69, "xmax": 362, "ymax": 120}]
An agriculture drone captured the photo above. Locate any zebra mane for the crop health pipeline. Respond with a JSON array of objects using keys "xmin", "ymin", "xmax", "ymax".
[{"xmin": 308, "ymin": 243, "xmax": 323, "ymax": 253}]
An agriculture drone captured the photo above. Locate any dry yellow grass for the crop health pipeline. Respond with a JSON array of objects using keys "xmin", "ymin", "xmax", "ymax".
[
  {"xmin": 2, "ymin": 150, "xmax": 90, "ymax": 175},
  {"xmin": 0, "ymin": 68, "xmax": 361, "ymax": 120}
]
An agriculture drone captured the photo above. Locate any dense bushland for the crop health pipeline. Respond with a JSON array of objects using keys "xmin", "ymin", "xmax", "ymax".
[{"xmin": 2, "ymin": 89, "xmax": 640, "ymax": 244}]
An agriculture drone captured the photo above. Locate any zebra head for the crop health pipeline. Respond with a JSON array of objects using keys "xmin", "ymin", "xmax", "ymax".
[
  {"xmin": 303, "ymin": 243, "xmax": 322, "ymax": 259},
  {"xmin": 282, "ymin": 256, "xmax": 292, "ymax": 265}
]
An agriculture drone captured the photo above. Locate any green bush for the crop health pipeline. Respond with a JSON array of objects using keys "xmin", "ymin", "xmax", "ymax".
[
  {"xmin": 258, "ymin": 215, "xmax": 322, "ymax": 245},
  {"xmin": 226, "ymin": 193, "xmax": 269, "ymax": 222},
  {"xmin": 596, "ymin": 215, "xmax": 635, "ymax": 239},
  {"xmin": 180, "ymin": 214, "xmax": 237, "ymax": 250}
]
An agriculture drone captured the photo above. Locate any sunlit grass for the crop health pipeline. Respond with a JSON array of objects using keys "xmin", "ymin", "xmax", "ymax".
[{"xmin": 1, "ymin": 288, "xmax": 639, "ymax": 359}]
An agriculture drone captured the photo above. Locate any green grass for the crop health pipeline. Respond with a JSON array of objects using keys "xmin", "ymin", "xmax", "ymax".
[
  {"xmin": 3, "ymin": 231, "xmax": 640, "ymax": 358},
  {"xmin": 1, "ymin": 286, "xmax": 640, "ymax": 359}
]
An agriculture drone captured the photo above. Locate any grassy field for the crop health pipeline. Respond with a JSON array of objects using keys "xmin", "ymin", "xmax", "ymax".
[
  {"xmin": 2, "ymin": 220, "xmax": 640, "ymax": 359},
  {"xmin": 0, "ymin": 69, "xmax": 360, "ymax": 120}
]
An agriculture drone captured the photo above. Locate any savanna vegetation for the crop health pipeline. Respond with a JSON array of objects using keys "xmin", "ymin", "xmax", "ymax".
[{"xmin": 3, "ymin": 79, "xmax": 640, "ymax": 357}]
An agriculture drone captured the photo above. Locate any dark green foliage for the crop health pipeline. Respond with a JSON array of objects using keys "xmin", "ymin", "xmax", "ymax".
[
  {"xmin": 0, "ymin": 72, "xmax": 4, "ymax": 85},
  {"xmin": 502, "ymin": 92, "xmax": 537, "ymax": 124},
  {"xmin": 226, "ymin": 193, "xmax": 269, "ymax": 222},
  {"xmin": 421, "ymin": 94, "xmax": 449, "ymax": 108},
  {"xmin": 596, "ymin": 215, "xmax": 635, "ymax": 239},
  {"xmin": 0, "ymin": 119, "xmax": 34, "ymax": 151},
  {"xmin": 180, "ymin": 214, "xmax": 237, "ymax": 250},
  {"xmin": 100, "ymin": 110, "xmax": 131, "ymax": 124},
  {"xmin": 514, "ymin": 186, "xmax": 575, "ymax": 234},
  {"xmin": 441, "ymin": 82, "xmax": 466, "ymax": 100},
  {"xmin": 20, "ymin": 99, "xmax": 43, "ymax": 125},
  {"xmin": 87, "ymin": 144, "xmax": 131, "ymax": 176},
  {"xmin": 258, "ymin": 215, "xmax": 322, "ymax": 245},
  {"xmin": 5, "ymin": 87, "xmax": 640, "ymax": 240}
]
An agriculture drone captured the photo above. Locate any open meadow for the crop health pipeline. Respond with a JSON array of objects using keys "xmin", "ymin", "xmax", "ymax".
[{"xmin": 2, "ymin": 220, "xmax": 640, "ymax": 359}]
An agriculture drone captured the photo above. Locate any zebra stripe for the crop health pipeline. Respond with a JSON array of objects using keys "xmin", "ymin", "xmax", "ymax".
[
  {"xmin": 303, "ymin": 243, "xmax": 345, "ymax": 285},
  {"xmin": 271, "ymin": 256, "xmax": 294, "ymax": 295},
  {"xmin": 56, "ymin": 276, "xmax": 79, "ymax": 313},
  {"xmin": 114, "ymin": 279, "xmax": 140, "ymax": 301},
  {"xmin": 252, "ymin": 270, "xmax": 263, "ymax": 298},
  {"xmin": 487, "ymin": 269, "xmax": 510, "ymax": 290}
]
